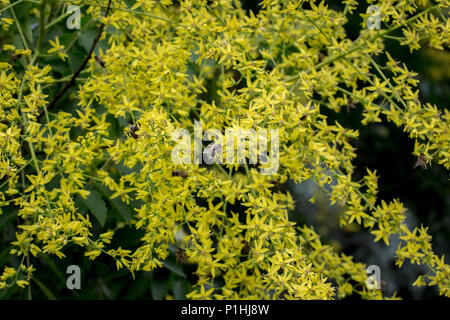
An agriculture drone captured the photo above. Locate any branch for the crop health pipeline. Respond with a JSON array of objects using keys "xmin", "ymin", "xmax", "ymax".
[{"xmin": 39, "ymin": 0, "xmax": 112, "ymax": 120}]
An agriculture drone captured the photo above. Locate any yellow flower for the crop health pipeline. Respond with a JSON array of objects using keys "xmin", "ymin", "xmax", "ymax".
[
  {"xmin": 16, "ymin": 280, "xmax": 29, "ymax": 288},
  {"xmin": 47, "ymin": 37, "xmax": 68, "ymax": 61}
]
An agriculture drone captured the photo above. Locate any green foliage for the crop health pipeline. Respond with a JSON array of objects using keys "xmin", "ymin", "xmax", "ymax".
[{"xmin": 0, "ymin": 0, "xmax": 449, "ymax": 300}]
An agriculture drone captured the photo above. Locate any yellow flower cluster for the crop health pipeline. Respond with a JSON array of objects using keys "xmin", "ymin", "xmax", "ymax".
[{"xmin": 0, "ymin": 0, "xmax": 449, "ymax": 299}]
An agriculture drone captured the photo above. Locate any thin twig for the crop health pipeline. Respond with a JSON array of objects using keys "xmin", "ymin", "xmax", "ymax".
[{"xmin": 39, "ymin": 0, "xmax": 112, "ymax": 120}]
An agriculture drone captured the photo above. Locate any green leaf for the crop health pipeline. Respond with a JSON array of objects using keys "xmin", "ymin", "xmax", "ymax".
[
  {"xmin": 21, "ymin": 18, "xmax": 33, "ymax": 47},
  {"xmin": 0, "ymin": 209, "xmax": 17, "ymax": 233},
  {"xmin": 150, "ymin": 275, "xmax": 170, "ymax": 300},
  {"xmin": 80, "ymin": 190, "xmax": 107, "ymax": 226},
  {"xmin": 39, "ymin": 254, "xmax": 66, "ymax": 285},
  {"xmin": 110, "ymin": 198, "xmax": 132, "ymax": 223},
  {"xmin": 32, "ymin": 278, "xmax": 57, "ymax": 300},
  {"xmin": 0, "ymin": 247, "xmax": 11, "ymax": 268},
  {"xmin": 67, "ymin": 46, "xmax": 86, "ymax": 73},
  {"xmin": 123, "ymin": 275, "xmax": 151, "ymax": 299},
  {"xmin": 173, "ymin": 280, "xmax": 191, "ymax": 300},
  {"xmin": 163, "ymin": 256, "xmax": 186, "ymax": 279},
  {"xmin": 77, "ymin": 29, "xmax": 98, "ymax": 53},
  {"xmin": 94, "ymin": 183, "xmax": 132, "ymax": 223},
  {"xmin": 0, "ymin": 283, "xmax": 18, "ymax": 300}
]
